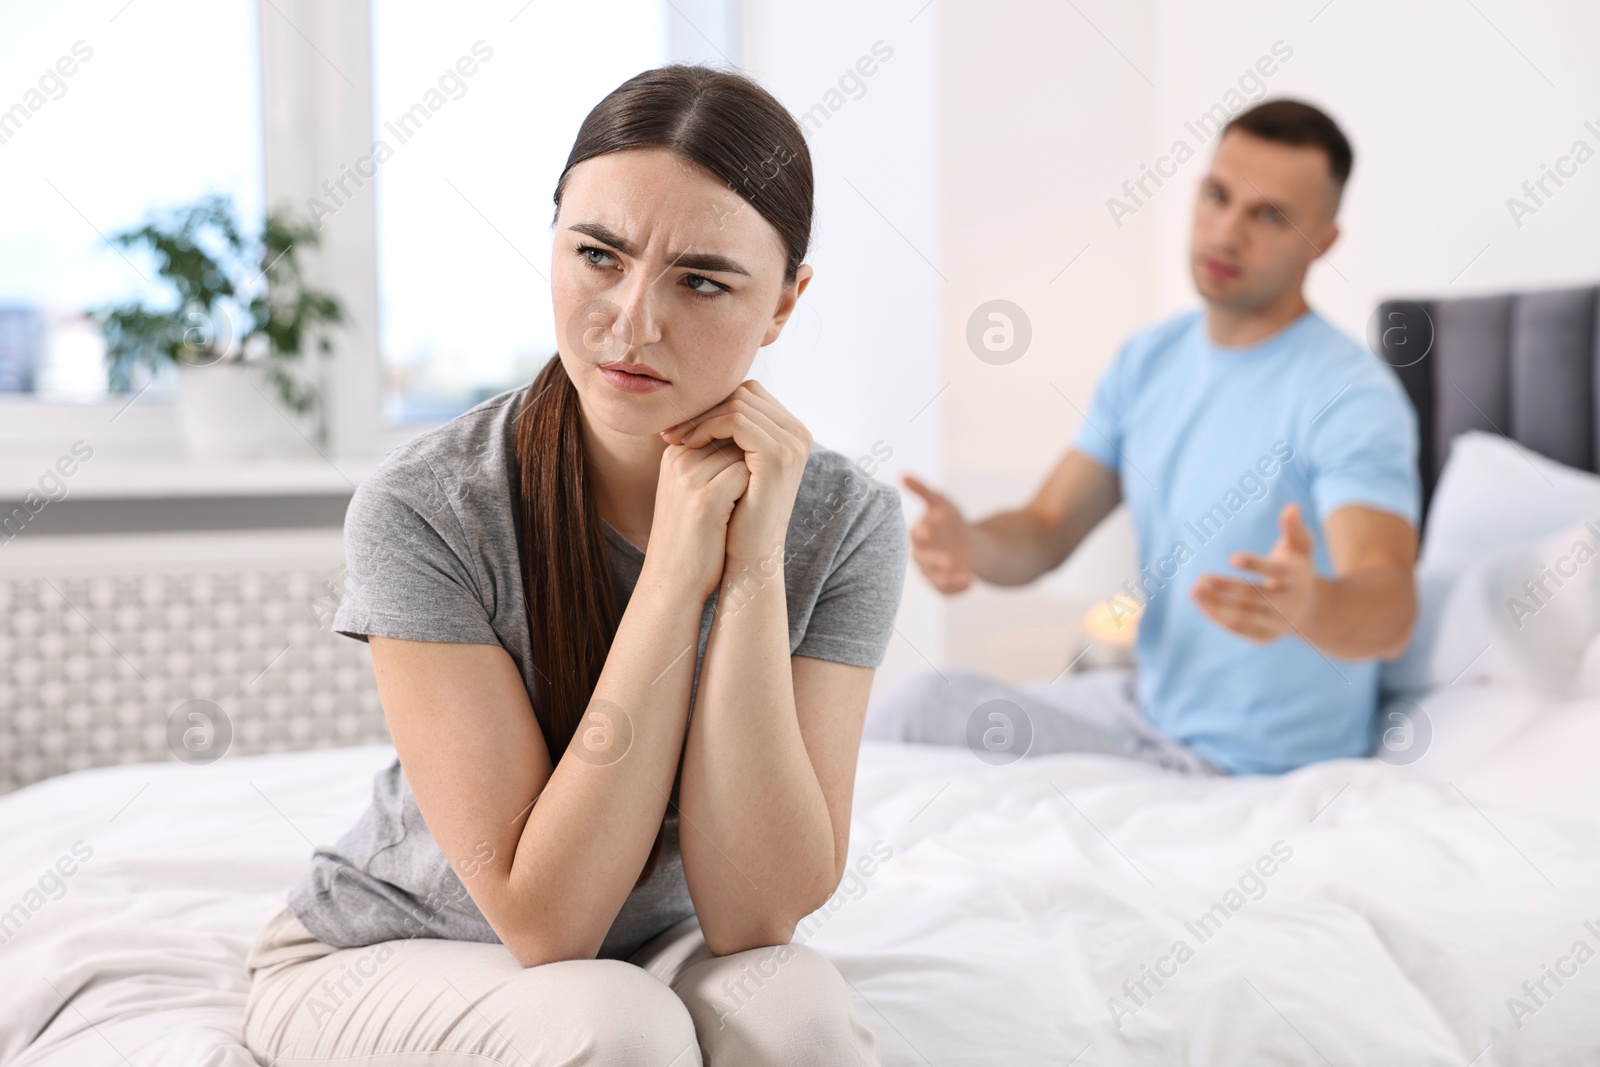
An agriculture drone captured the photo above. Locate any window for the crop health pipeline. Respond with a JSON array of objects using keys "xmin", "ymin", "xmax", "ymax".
[
  {"xmin": 1, "ymin": 0, "xmax": 710, "ymax": 455},
  {"xmin": 0, "ymin": 0, "xmax": 262, "ymax": 404},
  {"xmin": 370, "ymin": 1, "xmax": 668, "ymax": 424}
]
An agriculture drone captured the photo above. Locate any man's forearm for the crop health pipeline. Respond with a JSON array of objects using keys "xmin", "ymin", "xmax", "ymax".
[
  {"xmin": 1299, "ymin": 567, "xmax": 1416, "ymax": 660},
  {"xmin": 970, "ymin": 510, "xmax": 1067, "ymax": 586}
]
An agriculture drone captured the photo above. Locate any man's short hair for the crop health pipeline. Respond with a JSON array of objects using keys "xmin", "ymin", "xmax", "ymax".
[{"xmin": 1223, "ymin": 99, "xmax": 1353, "ymax": 201}]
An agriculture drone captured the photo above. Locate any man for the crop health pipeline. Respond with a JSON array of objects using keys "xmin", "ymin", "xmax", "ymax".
[{"xmin": 864, "ymin": 99, "xmax": 1420, "ymax": 777}]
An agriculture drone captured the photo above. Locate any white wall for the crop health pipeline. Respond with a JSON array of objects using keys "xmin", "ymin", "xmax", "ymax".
[
  {"xmin": 934, "ymin": 0, "xmax": 1158, "ymax": 681},
  {"xmin": 740, "ymin": 2, "xmax": 944, "ymax": 696}
]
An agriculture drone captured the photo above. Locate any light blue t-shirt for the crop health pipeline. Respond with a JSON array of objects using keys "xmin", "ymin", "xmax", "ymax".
[{"xmin": 1073, "ymin": 307, "xmax": 1420, "ymax": 775}]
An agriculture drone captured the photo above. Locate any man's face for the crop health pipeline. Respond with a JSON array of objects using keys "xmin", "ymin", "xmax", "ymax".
[{"xmin": 1189, "ymin": 130, "xmax": 1340, "ymax": 315}]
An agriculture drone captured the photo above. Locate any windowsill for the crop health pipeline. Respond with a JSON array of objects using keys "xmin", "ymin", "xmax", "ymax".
[
  {"xmin": 0, "ymin": 453, "xmax": 380, "ymax": 500},
  {"xmin": 0, "ymin": 394, "xmax": 442, "ymax": 499}
]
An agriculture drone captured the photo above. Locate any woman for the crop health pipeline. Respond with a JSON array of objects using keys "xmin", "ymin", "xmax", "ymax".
[{"xmin": 241, "ymin": 65, "xmax": 905, "ymax": 1065}]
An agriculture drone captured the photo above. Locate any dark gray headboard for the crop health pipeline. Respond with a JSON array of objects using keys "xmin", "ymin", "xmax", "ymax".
[{"xmin": 1374, "ymin": 285, "xmax": 1600, "ymax": 520}]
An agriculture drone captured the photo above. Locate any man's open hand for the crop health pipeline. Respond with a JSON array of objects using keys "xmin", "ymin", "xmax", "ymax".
[{"xmin": 1191, "ymin": 502, "xmax": 1318, "ymax": 643}]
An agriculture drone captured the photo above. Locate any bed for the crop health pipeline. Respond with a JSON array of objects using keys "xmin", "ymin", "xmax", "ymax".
[
  {"xmin": 4, "ymin": 692, "xmax": 1600, "ymax": 1065},
  {"xmin": 6, "ymin": 284, "xmax": 1600, "ymax": 1065}
]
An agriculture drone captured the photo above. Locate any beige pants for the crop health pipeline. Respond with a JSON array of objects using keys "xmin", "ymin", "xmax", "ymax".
[{"xmin": 242, "ymin": 905, "xmax": 880, "ymax": 1066}]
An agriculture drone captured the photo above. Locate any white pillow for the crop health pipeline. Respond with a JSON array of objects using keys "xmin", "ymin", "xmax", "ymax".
[
  {"xmin": 1384, "ymin": 521, "xmax": 1600, "ymax": 698},
  {"xmin": 1420, "ymin": 430, "xmax": 1600, "ymax": 569}
]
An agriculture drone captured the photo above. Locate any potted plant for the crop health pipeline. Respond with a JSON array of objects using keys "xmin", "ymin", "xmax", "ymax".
[{"xmin": 92, "ymin": 194, "xmax": 346, "ymax": 457}]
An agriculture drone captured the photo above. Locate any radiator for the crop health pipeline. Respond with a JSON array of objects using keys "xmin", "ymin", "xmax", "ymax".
[{"xmin": 0, "ymin": 529, "xmax": 389, "ymax": 794}]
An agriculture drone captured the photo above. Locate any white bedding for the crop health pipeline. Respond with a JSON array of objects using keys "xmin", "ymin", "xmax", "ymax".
[{"xmin": 4, "ymin": 682, "xmax": 1599, "ymax": 1066}]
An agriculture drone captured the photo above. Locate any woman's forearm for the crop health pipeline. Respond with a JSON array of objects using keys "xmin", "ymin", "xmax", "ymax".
[
  {"xmin": 677, "ymin": 550, "xmax": 836, "ymax": 955},
  {"xmin": 503, "ymin": 560, "xmax": 708, "ymax": 963}
]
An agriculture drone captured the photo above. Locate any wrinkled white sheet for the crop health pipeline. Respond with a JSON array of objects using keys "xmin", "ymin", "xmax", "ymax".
[{"xmin": 3, "ymin": 682, "xmax": 1598, "ymax": 1066}]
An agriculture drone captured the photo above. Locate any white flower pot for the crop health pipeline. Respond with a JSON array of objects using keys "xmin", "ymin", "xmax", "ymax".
[{"xmin": 174, "ymin": 361, "xmax": 307, "ymax": 459}]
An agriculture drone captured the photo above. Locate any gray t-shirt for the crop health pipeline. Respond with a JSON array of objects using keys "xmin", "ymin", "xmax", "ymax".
[{"xmin": 287, "ymin": 384, "xmax": 906, "ymax": 961}]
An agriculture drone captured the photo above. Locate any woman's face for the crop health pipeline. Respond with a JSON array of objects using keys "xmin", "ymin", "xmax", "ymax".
[{"xmin": 551, "ymin": 146, "xmax": 810, "ymax": 435}]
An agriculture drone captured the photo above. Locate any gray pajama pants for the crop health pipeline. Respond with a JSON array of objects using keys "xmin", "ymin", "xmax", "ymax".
[{"xmin": 862, "ymin": 666, "xmax": 1227, "ymax": 777}]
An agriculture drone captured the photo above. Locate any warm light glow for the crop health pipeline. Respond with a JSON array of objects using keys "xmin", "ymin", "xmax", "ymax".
[{"xmin": 1083, "ymin": 596, "xmax": 1141, "ymax": 647}]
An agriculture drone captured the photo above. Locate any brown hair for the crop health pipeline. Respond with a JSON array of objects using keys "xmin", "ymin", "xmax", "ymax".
[
  {"xmin": 1225, "ymin": 98, "xmax": 1354, "ymax": 204},
  {"xmin": 513, "ymin": 65, "xmax": 813, "ymax": 889}
]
